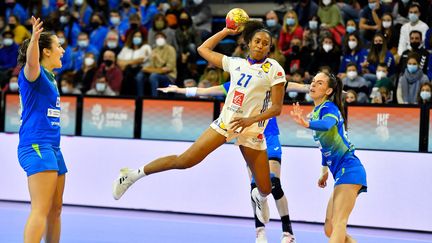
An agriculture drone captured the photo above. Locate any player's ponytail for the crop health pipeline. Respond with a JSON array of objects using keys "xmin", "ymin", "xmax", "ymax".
[
  {"xmin": 17, "ymin": 32, "xmax": 55, "ymax": 66},
  {"xmin": 322, "ymin": 72, "xmax": 347, "ymax": 128},
  {"xmin": 17, "ymin": 38, "xmax": 30, "ymax": 66}
]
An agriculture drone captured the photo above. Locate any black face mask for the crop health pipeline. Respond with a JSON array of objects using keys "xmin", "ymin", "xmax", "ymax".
[
  {"xmin": 130, "ymin": 23, "xmax": 139, "ymax": 29},
  {"xmin": 179, "ymin": 19, "xmax": 190, "ymax": 27},
  {"xmin": 91, "ymin": 22, "xmax": 100, "ymax": 29},
  {"xmin": 9, "ymin": 24, "xmax": 16, "ymax": 29},
  {"xmin": 122, "ymin": 2, "xmax": 130, "ymax": 8},
  {"xmin": 104, "ymin": 60, "xmax": 113, "ymax": 67},
  {"xmin": 270, "ymin": 45, "xmax": 275, "ymax": 52},
  {"xmin": 292, "ymin": 45, "xmax": 300, "ymax": 53},
  {"xmin": 374, "ymin": 43, "xmax": 383, "ymax": 52},
  {"xmin": 410, "ymin": 42, "xmax": 421, "ymax": 50}
]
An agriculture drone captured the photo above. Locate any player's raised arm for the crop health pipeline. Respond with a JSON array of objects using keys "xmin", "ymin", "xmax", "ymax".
[{"xmin": 24, "ymin": 16, "xmax": 44, "ymax": 82}]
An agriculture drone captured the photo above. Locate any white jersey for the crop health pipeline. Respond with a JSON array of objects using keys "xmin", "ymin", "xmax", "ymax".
[{"xmin": 214, "ymin": 56, "xmax": 286, "ymax": 137}]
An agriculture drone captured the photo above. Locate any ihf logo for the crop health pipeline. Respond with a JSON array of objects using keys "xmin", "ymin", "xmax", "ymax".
[
  {"xmin": 376, "ymin": 113, "xmax": 390, "ymax": 141},
  {"xmin": 171, "ymin": 106, "xmax": 184, "ymax": 132}
]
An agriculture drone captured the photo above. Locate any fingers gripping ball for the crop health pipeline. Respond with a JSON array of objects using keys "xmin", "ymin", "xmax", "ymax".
[{"xmin": 225, "ymin": 8, "xmax": 249, "ymax": 31}]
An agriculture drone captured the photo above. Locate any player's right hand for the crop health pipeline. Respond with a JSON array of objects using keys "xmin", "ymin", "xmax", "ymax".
[
  {"xmin": 157, "ymin": 85, "xmax": 178, "ymax": 93},
  {"xmin": 30, "ymin": 16, "xmax": 43, "ymax": 41},
  {"xmin": 318, "ymin": 171, "xmax": 328, "ymax": 188}
]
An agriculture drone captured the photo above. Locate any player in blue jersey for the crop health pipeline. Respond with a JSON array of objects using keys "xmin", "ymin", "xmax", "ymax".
[
  {"xmin": 113, "ymin": 21, "xmax": 287, "ymax": 232},
  {"xmin": 157, "ymin": 81, "xmax": 309, "ymax": 243},
  {"xmin": 290, "ymin": 72, "xmax": 367, "ymax": 243},
  {"xmin": 16, "ymin": 17, "xmax": 66, "ymax": 243}
]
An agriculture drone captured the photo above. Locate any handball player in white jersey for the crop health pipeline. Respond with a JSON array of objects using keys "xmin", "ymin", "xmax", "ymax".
[{"xmin": 112, "ymin": 21, "xmax": 286, "ymax": 224}]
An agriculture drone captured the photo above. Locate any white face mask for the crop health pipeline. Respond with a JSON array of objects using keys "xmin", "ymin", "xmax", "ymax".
[
  {"xmin": 84, "ymin": 57, "xmax": 95, "ymax": 66},
  {"xmin": 420, "ymin": 91, "xmax": 431, "ymax": 100},
  {"xmin": 305, "ymin": 93, "xmax": 313, "ymax": 102},
  {"xmin": 75, "ymin": 0, "xmax": 84, "ymax": 6},
  {"xmin": 323, "ymin": 43, "xmax": 333, "ymax": 52},
  {"xmin": 288, "ymin": 91, "xmax": 298, "ymax": 98},
  {"xmin": 58, "ymin": 37, "xmax": 65, "ymax": 45},
  {"xmin": 110, "ymin": 17, "xmax": 120, "ymax": 25},
  {"xmin": 382, "ymin": 20, "xmax": 392, "ymax": 29},
  {"xmin": 96, "ymin": 83, "xmax": 107, "ymax": 92},
  {"xmin": 156, "ymin": 37, "xmax": 166, "ymax": 47},
  {"xmin": 107, "ymin": 40, "xmax": 118, "ymax": 49},
  {"xmin": 348, "ymin": 40, "xmax": 357, "ymax": 50},
  {"xmin": 346, "ymin": 70, "xmax": 358, "ymax": 80},
  {"xmin": 3, "ymin": 38, "xmax": 13, "ymax": 46},
  {"xmin": 376, "ymin": 70, "xmax": 387, "ymax": 80},
  {"xmin": 193, "ymin": 0, "xmax": 203, "ymax": 5},
  {"xmin": 9, "ymin": 82, "xmax": 18, "ymax": 91},
  {"xmin": 322, "ymin": 0, "xmax": 332, "ymax": 6},
  {"xmin": 61, "ymin": 86, "xmax": 70, "ymax": 94},
  {"xmin": 78, "ymin": 40, "xmax": 89, "ymax": 48}
]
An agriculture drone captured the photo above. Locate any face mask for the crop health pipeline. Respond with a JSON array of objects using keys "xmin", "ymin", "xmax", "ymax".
[
  {"xmin": 407, "ymin": 64, "xmax": 418, "ymax": 73},
  {"xmin": 410, "ymin": 42, "xmax": 420, "ymax": 50},
  {"xmin": 3, "ymin": 38, "xmax": 13, "ymax": 46},
  {"xmin": 58, "ymin": 37, "xmax": 65, "ymax": 45},
  {"xmin": 61, "ymin": 86, "xmax": 70, "ymax": 94},
  {"xmin": 104, "ymin": 60, "xmax": 114, "ymax": 67},
  {"xmin": 309, "ymin": 20, "xmax": 318, "ymax": 30},
  {"xmin": 96, "ymin": 83, "xmax": 107, "ymax": 92},
  {"xmin": 110, "ymin": 17, "xmax": 120, "ymax": 25},
  {"xmin": 91, "ymin": 22, "xmax": 100, "ymax": 29},
  {"xmin": 401, "ymin": 0, "xmax": 409, "ymax": 3},
  {"xmin": 266, "ymin": 19, "xmax": 276, "ymax": 27},
  {"xmin": 292, "ymin": 45, "xmax": 300, "ymax": 53},
  {"xmin": 60, "ymin": 16, "xmax": 68, "ymax": 24},
  {"xmin": 368, "ymin": 3, "xmax": 376, "ymax": 10},
  {"xmin": 84, "ymin": 57, "xmax": 95, "ymax": 66},
  {"xmin": 408, "ymin": 13, "xmax": 419, "ymax": 23},
  {"xmin": 122, "ymin": 2, "xmax": 130, "ymax": 8},
  {"xmin": 382, "ymin": 20, "xmax": 392, "ymax": 29},
  {"xmin": 193, "ymin": 0, "xmax": 203, "ymax": 5},
  {"xmin": 323, "ymin": 43, "xmax": 333, "ymax": 52},
  {"xmin": 322, "ymin": 0, "xmax": 331, "ymax": 6},
  {"xmin": 346, "ymin": 26, "xmax": 356, "ymax": 33},
  {"xmin": 288, "ymin": 91, "xmax": 298, "ymax": 98},
  {"xmin": 305, "ymin": 93, "xmax": 313, "ymax": 102},
  {"xmin": 376, "ymin": 70, "xmax": 387, "ymax": 80},
  {"xmin": 420, "ymin": 91, "xmax": 431, "ymax": 100},
  {"xmin": 75, "ymin": 0, "xmax": 84, "ymax": 6},
  {"xmin": 9, "ymin": 24, "xmax": 16, "ymax": 29},
  {"xmin": 346, "ymin": 71, "xmax": 358, "ymax": 80},
  {"xmin": 155, "ymin": 21, "xmax": 165, "ymax": 29},
  {"xmin": 133, "ymin": 37, "xmax": 142, "ymax": 45},
  {"xmin": 156, "ymin": 37, "xmax": 166, "ymax": 47},
  {"xmin": 348, "ymin": 40, "xmax": 357, "ymax": 50},
  {"xmin": 286, "ymin": 18, "xmax": 295, "ymax": 26},
  {"xmin": 9, "ymin": 82, "xmax": 18, "ymax": 92},
  {"xmin": 130, "ymin": 23, "xmax": 139, "ymax": 29},
  {"xmin": 374, "ymin": 43, "xmax": 383, "ymax": 52},
  {"xmin": 78, "ymin": 40, "xmax": 89, "ymax": 48},
  {"xmin": 107, "ymin": 40, "xmax": 118, "ymax": 49}
]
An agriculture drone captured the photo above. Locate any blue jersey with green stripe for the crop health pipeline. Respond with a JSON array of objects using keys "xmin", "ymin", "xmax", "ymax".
[
  {"xmin": 18, "ymin": 66, "xmax": 61, "ymax": 147},
  {"xmin": 311, "ymin": 100, "xmax": 354, "ymax": 174},
  {"xmin": 222, "ymin": 81, "xmax": 279, "ymax": 136}
]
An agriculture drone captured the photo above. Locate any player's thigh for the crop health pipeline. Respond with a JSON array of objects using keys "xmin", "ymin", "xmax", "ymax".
[
  {"xmin": 240, "ymin": 146, "xmax": 271, "ymax": 194},
  {"xmin": 332, "ymin": 184, "xmax": 362, "ymax": 224},
  {"xmin": 28, "ymin": 171, "xmax": 59, "ymax": 213}
]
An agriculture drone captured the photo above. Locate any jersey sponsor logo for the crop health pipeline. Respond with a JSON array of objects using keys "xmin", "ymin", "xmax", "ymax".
[
  {"xmin": 47, "ymin": 108, "xmax": 61, "ymax": 118},
  {"xmin": 232, "ymin": 90, "xmax": 245, "ymax": 107},
  {"xmin": 261, "ymin": 61, "xmax": 272, "ymax": 73},
  {"xmin": 227, "ymin": 106, "xmax": 243, "ymax": 114},
  {"xmin": 252, "ymin": 134, "xmax": 264, "ymax": 143}
]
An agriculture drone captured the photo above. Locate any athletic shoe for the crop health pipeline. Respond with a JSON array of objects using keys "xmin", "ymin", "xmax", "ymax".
[
  {"xmin": 112, "ymin": 168, "xmax": 135, "ymax": 200},
  {"xmin": 255, "ymin": 227, "xmax": 268, "ymax": 243},
  {"xmin": 281, "ymin": 232, "xmax": 296, "ymax": 243},
  {"xmin": 251, "ymin": 187, "xmax": 269, "ymax": 224}
]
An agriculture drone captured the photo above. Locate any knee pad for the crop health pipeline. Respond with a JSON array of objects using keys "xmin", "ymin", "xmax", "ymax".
[{"xmin": 271, "ymin": 177, "xmax": 284, "ymax": 200}]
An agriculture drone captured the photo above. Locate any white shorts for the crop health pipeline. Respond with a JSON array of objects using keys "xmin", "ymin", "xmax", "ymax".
[{"xmin": 210, "ymin": 121, "xmax": 267, "ymax": 151}]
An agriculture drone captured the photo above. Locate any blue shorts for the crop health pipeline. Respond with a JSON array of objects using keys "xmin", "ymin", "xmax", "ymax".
[
  {"xmin": 266, "ymin": 134, "xmax": 282, "ymax": 162},
  {"xmin": 18, "ymin": 144, "xmax": 68, "ymax": 177},
  {"xmin": 334, "ymin": 154, "xmax": 367, "ymax": 194}
]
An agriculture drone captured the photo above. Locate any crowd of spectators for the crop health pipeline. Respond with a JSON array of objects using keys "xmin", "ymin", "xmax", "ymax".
[{"xmin": 0, "ymin": 0, "xmax": 431, "ymax": 105}]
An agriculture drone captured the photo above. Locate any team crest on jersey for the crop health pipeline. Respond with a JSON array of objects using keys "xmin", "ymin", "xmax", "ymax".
[
  {"xmin": 261, "ymin": 61, "xmax": 272, "ymax": 73},
  {"xmin": 232, "ymin": 90, "xmax": 245, "ymax": 107}
]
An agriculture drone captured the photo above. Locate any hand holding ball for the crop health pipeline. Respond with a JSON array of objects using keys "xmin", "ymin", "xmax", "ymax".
[{"xmin": 225, "ymin": 8, "xmax": 249, "ymax": 32}]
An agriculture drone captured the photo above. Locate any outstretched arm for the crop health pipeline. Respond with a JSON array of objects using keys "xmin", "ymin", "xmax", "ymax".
[
  {"xmin": 290, "ymin": 102, "xmax": 337, "ymax": 131},
  {"xmin": 286, "ymin": 82, "xmax": 310, "ymax": 93},
  {"xmin": 158, "ymin": 85, "xmax": 225, "ymax": 97},
  {"xmin": 24, "ymin": 16, "xmax": 44, "ymax": 82},
  {"xmin": 197, "ymin": 28, "xmax": 240, "ymax": 69}
]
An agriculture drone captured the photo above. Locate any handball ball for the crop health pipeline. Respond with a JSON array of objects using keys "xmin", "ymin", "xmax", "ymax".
[{"xmin": 225, "ymin": 8, "xmax": 249, "ymax": 31}]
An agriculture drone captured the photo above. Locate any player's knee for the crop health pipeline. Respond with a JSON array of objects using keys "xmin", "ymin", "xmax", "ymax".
[
  {"xmin": 259, "ymin": 185, "xmax": 272, "ymax": 195},
  {"xmin": 49, "ymin": 202, "xmax": 63, "ymax": 218},
  {"xmin": 270, "ymin": 177, "xmax": 284, "ymax": 200}
]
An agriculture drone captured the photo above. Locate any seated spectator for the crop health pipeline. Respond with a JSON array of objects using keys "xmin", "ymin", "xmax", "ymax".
[
  {"xmin": 374, "ymin": 63, "xmax": 394, "ymax": 92},
  {"xmin": 397, "ymin": 53, "xmax": 429, "ymax": 104},
  {"xmin": 92, "ymin": 50, "xmax": 123, "ymax": 95},
  {"xmin": 0, "ymin": 31, "xmax": 18, "ymax": 87},
  {"xmin": 72, "ymin": 32, "xmax": 100, "ymax": 72},
  {"xmin": 417, "ymin": 82, "xmax": 432, "ymax": 104},
  {"xmin": 3, "ymin": 74, "xmax": 19, "ymax": 93},
  {"xmin": 88, "ymin": 12, "xmax": 110, "ymax": 52},
  {"xmin": 54, "ymin": 30, "xmax": 74, "ymax": 78},
  {"xmin": 380, "ymin": 13, "xmax": 400, "ymax": 56},
  {"xmin": 278, "ymin": 10, "xmax": 303, "ymax": 56},
  {"xmin": 86, "ymin": 75, "xmax": 116, "ymax": 96},
  {"xmin": 99, "ymin": 30, "xmax": 123, "ymax": 64},
  {"xmin": 359, "ymin": 0, "xmax": 389, "ymax": 44},
  {"xmin": 117, "ymin": 29, "xmax": 152, "ymax": 96},
  {"xmin": 398, "ymin": 30, "xmax": 429, "ymax": 75},
  {"xmin": 71, "ymin": 0, "xmax": 93, "ymax": 27},
  {"xmin": 317, "ymin": 0, "xmax": 345, "ymax": 45},
  {"xmin": 285, "ymin": 70, "xmax": 306, "ymax": 102},
  {"xmin": 6, "ymin": 14, "xmax": 30, "ymax": 44},
  {"xmin": 119, "ymin": 0, "xmax": 137, "ymax": 20},
  {"xmin": 57, "ymin": 8, "xmax": 81, "ymax": 48},
  {"xmin": 148, "ymin": 13, "xmax": 178, "ymax": 50},
  {"xmin": 294, "ymin": 0, "xmax": 318, "ymax": 28},
  {"xmin": 199, "ymin": 64, "xmax": 224, "ymax": 88},
  {"xmin": 123, "ymin": 13, "xmax": 148, "ymax": 44},
  {"xmin": 135, "ymin": 32, "xmax": 177, "ymax": 97},
  {"xmin": 302, "ymin": 15, "xmax": 320, "ymax": 51},
  {"xmin": 392, "ymin": 0, "xmax": 411, "ymax": 27},
  {"xmin": 309, "ymin": 34, "xmax": 341, "ymax": 74},
  {"xmin": 342, "ymin": 62, "xmax": 370, "ymax": 103},
  {"xmin": 75, "ymin": 52, "xmax": 98, "ymax": 93},
  {"xmin": 5, "ymin": 0, "xmax": 27, "ymax": 26},
  {"xmin": 338, "ymin": 32, "xmax": 368, "ymax": 78},
  {"xmin": 60, "ymin": 72, "xmax": 82, "ymax": 95},
  {"xmin": 397, "ymin": 3, "xmax": 428, "ymax": 56},
  {"xmin": 371, "ymin": 86, "xmax": 393, "ymax": 104},
  {"xmin": 345, "ymin": 89, "xmax": 358, "ymax": 104},
  {"xmin": 109, "ymin": 10, "xmax": 129, "ymax": 40},
  {"xmin": 345, "ymin": 19, "xmax": 358, "ymax": 35},
  {"xmin": 264, "ymin": 10, "xmax": 282, "ymax": 40},
  {"xmin": 284, "ymin": 36, "xmax": 305, "ymax": 74}
]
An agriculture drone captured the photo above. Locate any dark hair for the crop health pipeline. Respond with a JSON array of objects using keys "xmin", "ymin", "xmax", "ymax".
[
  {"xmin": 417, "ymin": 82, "xmax": 432, "ymax": 104},
  {"xmin": 320, "ymin": 71, "xmax": 347, "ymax": 127},
  {"xmin": 242, "ymin": 21, "xmax": 272, "ymax": 46},
  {"xmin": 17, "ymin": 32, "xmax": 55, "ymax": 65},
  {"xmin": 409, "ymin": 30, "xmax": 422, "ymax": 39},
  {"xmin": 346, "ymin": 62, "xmax": 357, "ymax": 70},
  {"xmin": 377, "ymin": 62, "xmax": 388, "ymax": 69},
  {"xmin": 343, "ymin": 32, "xmax": 362, "ymax": 54},
  {"xmin": 409, "ymin": 2, "xmax": 421, "ymax": 11}
]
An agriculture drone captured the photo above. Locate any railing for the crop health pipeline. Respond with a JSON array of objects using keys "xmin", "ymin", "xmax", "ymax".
[{"xmin": 1, "ymin": 93, "xmax": 431, "ymax": 152}]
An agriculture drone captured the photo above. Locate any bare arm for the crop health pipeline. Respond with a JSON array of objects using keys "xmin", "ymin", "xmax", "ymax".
[
  {"xmin": 24, "ymin": 16, "xmax": 44, "ymax": 82},
  {"xmin": 197, "ymin": 28, "xmax": 240, "ymax": 69},
  {"xmin": 286, "ymin": 82, "xmax": 310, "ymax": 92},
  {"xmin": 158, "ymin": 85, "xmax": 225, "ymax": 96}
]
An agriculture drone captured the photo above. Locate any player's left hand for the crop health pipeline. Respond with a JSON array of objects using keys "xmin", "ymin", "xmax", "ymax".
[
  {"xmin": 290, "ymin": 102, "xmax": 309, "ymax": 128},
  {"xmin": 230, "ymin": 117, "xmax": 255, "ymax": 133},
  {"xmin": 318, "ymin": 171, "xmax": 328, "ymax": 188}
]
